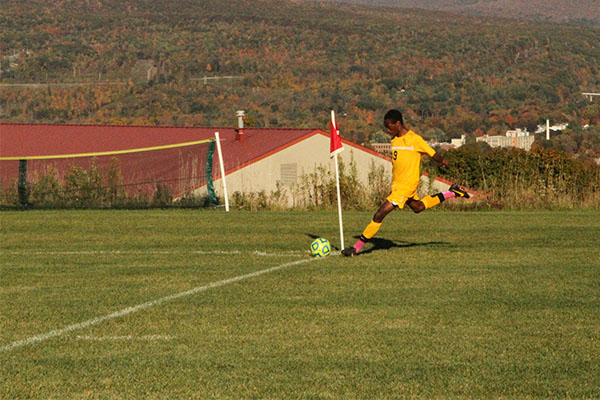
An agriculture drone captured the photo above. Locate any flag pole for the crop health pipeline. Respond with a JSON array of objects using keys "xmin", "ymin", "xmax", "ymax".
[
  {"xmin": 334, "ymin": 152, "xmax": 344, "ymax": 250},
  {"xmin": 331, "ymin": 110, "xmax": 344, "ymax": 250}
]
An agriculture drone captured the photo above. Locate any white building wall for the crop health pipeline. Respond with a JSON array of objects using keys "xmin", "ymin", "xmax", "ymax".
[
  {"xmin": 187, "ymin": 133, "xmax": 479, "ymax": 204},
  {"xmin": 476, "ymin": 135, "xmax": 535, "ymax": 151},
  {"xmin": 206, "ymin": 134, "xmax": 392, "ymax": 202}
]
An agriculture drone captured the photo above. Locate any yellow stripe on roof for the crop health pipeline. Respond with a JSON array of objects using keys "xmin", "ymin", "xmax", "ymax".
[{"xmin": 0, "ymin": 138, "xmax": 215, "ymax": 161}]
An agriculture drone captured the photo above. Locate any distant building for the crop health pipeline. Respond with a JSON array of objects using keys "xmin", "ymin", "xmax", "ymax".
[
  {"xmin": 451, "ymin": 135, "xmax": 466, "ymax": 148},
  {"xmin": 131, "ymin": 59, "xmax": 158, "ymax": 82},
  {"xmin": 0, "ymin": 123, "xmax": 393, "ymax": 207},
  {"xmin": 506, "ymin": 128, "xmax": 529, "ymax": 137},
  {"xmin": 477, "ymin": 129, "xmax": 535, "ymax": 151},
  {"xmin": 371, "ymin": 142, "xmax": 391, "ymax": 155}
]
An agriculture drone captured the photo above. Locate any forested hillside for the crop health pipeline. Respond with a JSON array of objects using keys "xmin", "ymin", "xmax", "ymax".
[
  {"xmin": 309, "ymin": 0, "xmax": 600, "ymax": 26},
  {"xmin": 1, "ymin": 0, "xmax": 599, "ymax": 157}
]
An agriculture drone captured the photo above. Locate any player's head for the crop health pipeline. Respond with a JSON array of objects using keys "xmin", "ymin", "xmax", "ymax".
[
  {"xmin": 384, "ymin": 109, "xmax": 404, "ymax": 126},
  {"xmin": 384, "ymin": 109, "xmax": 405, "ymax": 136}
]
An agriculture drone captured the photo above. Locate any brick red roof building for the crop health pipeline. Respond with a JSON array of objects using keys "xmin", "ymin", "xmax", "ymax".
[{"xmin": 0, "ymin": 123, "xmax": 392, "ymax": 201}]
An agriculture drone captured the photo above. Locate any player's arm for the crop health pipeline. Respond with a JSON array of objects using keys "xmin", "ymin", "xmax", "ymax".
[
  {"xmin": 431, "ymin": 152, "xmax": 449, "ymax": 168},
  {"xmin": 416, "ymin": 135, "xmax": 448, "ymax": 167}
]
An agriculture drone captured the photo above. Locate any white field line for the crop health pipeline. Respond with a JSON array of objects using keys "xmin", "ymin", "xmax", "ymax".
[
  {"xmin": 0, "ymin": 257, "xmax": 318, "ymax": 353},
  {"xmin": 76, "ymin": 335, "xmax": 175, "ymax": 341},
  {"xmin": 4, "ymin": 250, "xmax": 307, "ymax": 257}
]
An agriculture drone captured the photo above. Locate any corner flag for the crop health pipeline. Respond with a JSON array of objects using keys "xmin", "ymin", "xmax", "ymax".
[
  {"xmin": 330, "ymin": 110, "xmax": 344, "ymax": 158},
  {"xmin": 329, "ymin": 110, "xmax": 344, "ymax": 250}
]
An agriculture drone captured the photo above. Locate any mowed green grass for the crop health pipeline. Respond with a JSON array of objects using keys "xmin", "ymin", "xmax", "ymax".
[{"xmin": 1, "ymin": 210, "xmax": 599, "ymax": 399}]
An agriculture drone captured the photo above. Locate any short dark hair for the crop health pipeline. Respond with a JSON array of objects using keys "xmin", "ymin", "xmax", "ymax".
[{"xmin": 384, "ymin": 109, "xmax": 404, "ymax": 125}]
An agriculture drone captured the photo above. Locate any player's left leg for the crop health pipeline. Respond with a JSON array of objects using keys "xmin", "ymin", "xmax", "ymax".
[{"xmin": 342, "ymin": 200, "xmax": 395, "ymax": 257}]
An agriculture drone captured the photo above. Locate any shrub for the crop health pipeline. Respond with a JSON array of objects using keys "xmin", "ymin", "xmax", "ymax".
[
  {"xmin": 442, "ymin": 145, "xmax": 600, "ymax": 210},
  {"xmin": 3, "ymin": 145, "xmax": 597, "ymax": 210}
]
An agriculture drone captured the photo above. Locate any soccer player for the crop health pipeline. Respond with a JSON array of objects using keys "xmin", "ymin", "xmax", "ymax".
[{"xmin": 341, "ymin": 109, "xmax": 470, "ymax": 257}]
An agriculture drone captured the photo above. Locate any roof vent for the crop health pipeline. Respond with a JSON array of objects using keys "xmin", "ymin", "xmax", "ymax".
[{"xmin": 235, "ymin": 110, "xmax": 246, "ymax": 142}]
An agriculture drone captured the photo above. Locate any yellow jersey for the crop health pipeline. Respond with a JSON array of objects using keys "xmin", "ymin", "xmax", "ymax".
[{"xmin": 390, "ymin": 130, "xmax": 436, "ymax": 195}]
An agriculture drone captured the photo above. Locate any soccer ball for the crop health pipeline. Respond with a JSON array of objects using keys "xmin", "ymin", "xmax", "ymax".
[{"xmin": 310, "ymin": 238, "xmax": 331, "ymax": 258}]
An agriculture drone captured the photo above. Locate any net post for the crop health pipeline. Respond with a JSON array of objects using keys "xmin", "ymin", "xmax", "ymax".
[
  {"xmin": 18, "ymin": 159, "xmax": 29, "ymax": 207},
  {"xmin": 205, "ymin": 141, "xmax": 218, "ymax": 205},
  {"xmin": 214, "ymin": 132, "xmax": 229, "ymax": 212}
]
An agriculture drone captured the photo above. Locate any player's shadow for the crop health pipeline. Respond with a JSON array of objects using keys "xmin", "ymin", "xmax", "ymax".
[
  {"xmin": 358, "ymin": 237, "xmax": 450, "ymax": 255},
  {"xmin": 305, "ymin": 233, "xmax": 449, "ymax": 253}
]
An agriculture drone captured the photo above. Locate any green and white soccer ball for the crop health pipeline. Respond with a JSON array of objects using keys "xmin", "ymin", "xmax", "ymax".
[{"xmin": 310, "ymin": 237, "xmax": 331, "ymax": 258}]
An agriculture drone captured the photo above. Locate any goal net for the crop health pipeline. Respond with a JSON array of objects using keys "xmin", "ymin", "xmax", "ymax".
[{"xmin": 0, "ymin": 139, "xmax": 218, "ymax": 208}]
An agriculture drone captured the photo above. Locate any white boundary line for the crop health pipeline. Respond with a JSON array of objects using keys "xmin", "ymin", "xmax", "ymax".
[
  {"xmin": 4, "ymin": 250, "xmax": 307, "ymax": 257},
  {"xmin": 76, "ymin": 335, "xmax": 175, "ymax": 341},
  {"xmin": 0, "ymin": 257, "xmax": 317, "ymax": 353}
]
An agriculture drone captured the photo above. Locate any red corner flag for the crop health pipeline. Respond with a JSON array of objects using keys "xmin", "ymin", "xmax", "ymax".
[
  {"xmin": 329, "ymin": 109, "xmax": 345, "ymax": 249},
  {"xmin": 330, "ymin": 110, "xmax": 344, "ymax": 158}
]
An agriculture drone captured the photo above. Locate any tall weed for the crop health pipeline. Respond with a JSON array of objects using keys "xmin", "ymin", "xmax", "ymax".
[{"xmin": 2, "ymin": 145, "xmax": 598, "ymax": 210}]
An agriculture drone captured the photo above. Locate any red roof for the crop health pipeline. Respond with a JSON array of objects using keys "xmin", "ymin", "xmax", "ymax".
[
  {"xmin": 0, "ymin": 123, "xmax": 388, "ymax": 196},
  {"xmin": 1, "ymin": 123, "xmax": 313, "ymax": 161}
]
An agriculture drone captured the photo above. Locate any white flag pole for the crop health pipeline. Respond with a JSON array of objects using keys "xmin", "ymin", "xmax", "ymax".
[
  {"xmin": 331, "ymin": 110, "xmax": 345, "ymax": 250},
  {"xmin": 334, "ymin": 152, "xmax": 344, "ymax": 250},
  {"xmin": 214, "ymin": 132, "xmax": 229, "ymax": 212}
]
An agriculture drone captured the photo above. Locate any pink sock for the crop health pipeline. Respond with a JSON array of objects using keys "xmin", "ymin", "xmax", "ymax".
[
  {"xmin": 354, "ymin": 240, "xmax": 366, "ymax": 253},
  {"xmin": 442, "ymin": 191, "xmax": 456, "ymax": 200}
]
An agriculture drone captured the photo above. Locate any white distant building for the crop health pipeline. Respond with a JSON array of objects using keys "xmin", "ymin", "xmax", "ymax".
[
  {"xmin": 477, "ymin": 129, "xmax": 535, "ymax": 151},
  {"xmin": 430, "ymin": 135, "xmax": 466, "ymax": 149},
  {"xmin": 451, "ymin": 135, "xmax": 466, "ymax": 148},
  {"xmin": 506, "ymin": 128, "xmax": 529, "ymax": 137}
]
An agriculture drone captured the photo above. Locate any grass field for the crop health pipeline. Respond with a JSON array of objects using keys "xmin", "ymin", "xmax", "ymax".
[{"xmin": 1, "ymin": 209, "xmax": 599, "ymax": 399}]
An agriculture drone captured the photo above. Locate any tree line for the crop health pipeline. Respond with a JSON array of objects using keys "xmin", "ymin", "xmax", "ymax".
[{"xmin": 1, "ymin": 0, "xmax": 599, "ymax": 158}]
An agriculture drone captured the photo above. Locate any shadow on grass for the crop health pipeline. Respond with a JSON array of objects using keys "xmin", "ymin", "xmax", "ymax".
[
  {"xmin": 357, "ymin": 237, "xmax": 450, "ymax": 255},
  {"xmin": 305, "ymin": 233, "xmax": 450, "ymax": 254}
]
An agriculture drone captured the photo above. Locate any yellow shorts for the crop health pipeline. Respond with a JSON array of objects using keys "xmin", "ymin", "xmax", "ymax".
[{"xmin": 386, "ymin": 189, "xmax": 419, "ymax": 209}]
